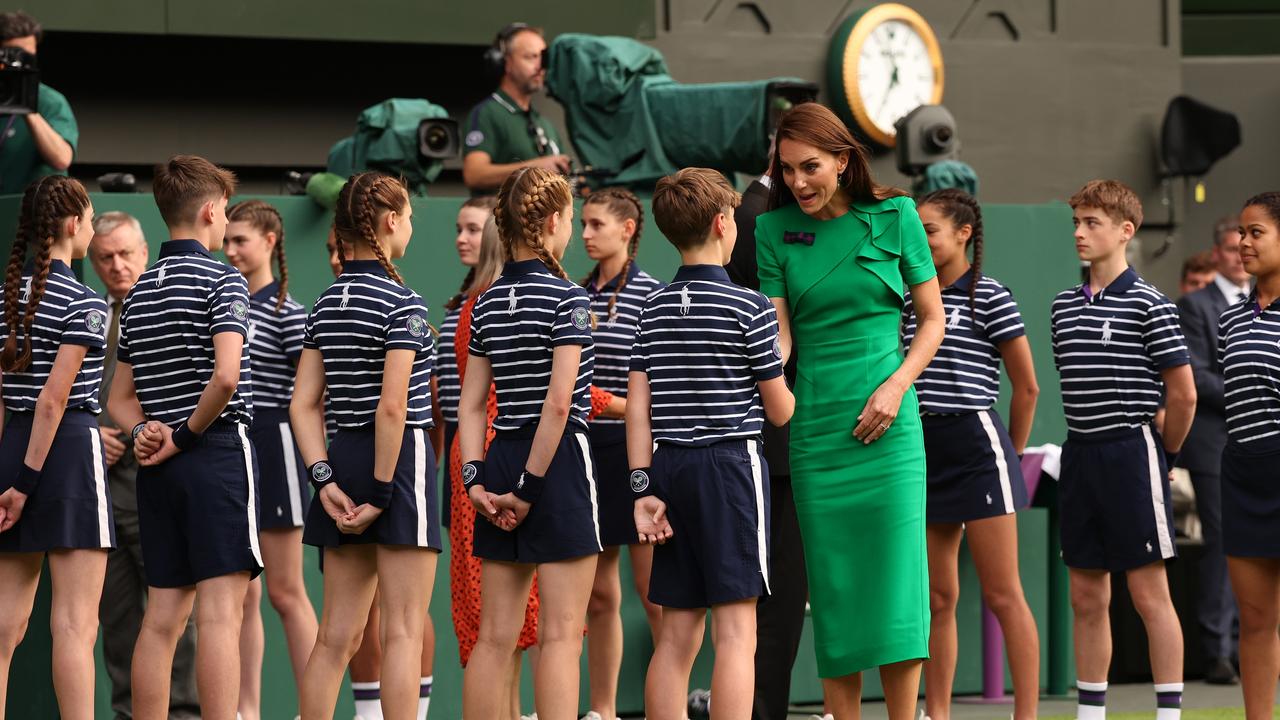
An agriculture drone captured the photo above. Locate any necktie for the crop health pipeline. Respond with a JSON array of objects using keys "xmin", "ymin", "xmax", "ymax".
[{"xmin": 107, "ymin": 299, "xmax": 121, "ymax": 356}]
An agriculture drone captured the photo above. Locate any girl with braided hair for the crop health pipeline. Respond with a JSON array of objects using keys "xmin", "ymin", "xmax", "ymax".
[
  {"xmin": 293, "ymin": 172, "xmax": 441, "ymax": 720},
  {"xmin": 901, "ymin": 189, "xmax": 1040, "ymax": 720},
  {"xmin": 460, "ymin": 166, "xmax": 600, "ymax": 719},
  {"xmin": 222, "ymin": 199, "xmax": 317, "ymax": 719},
  {"xmin": 0, "ymin": 176, "xmax": 113, "ymax": 720},
  {"xmin": 579, "ymin": 188, "xmax": 664, "ymax": 720}
]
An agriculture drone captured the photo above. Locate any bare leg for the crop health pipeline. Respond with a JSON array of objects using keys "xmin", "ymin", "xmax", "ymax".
[
  {"xmin": 131, "ymin": 585, "xmax": 196, "ymax": 720},
  {"xmin": 923, "ymin": 523, "xmax": 963, "ymax": 720},
  {"xmin": 0, "ymin": 553, "xmax": 44, "ymax": 720},
  {"xmin": 879, "ymin": 659, "xmax": 923, "ymax": 720},
  {"xmin": 1229, "ymin": 556, "xmax": 1280, "ymax": 720},
  {"xmin": 709, "ymin": 599, "xmax": 756, "ymax": 720},
  {"xmin": 967, "ymin": 514, "xmax": 1040, "ymax": 720},
  {"xmin": 463, "ymin": 561, "xmax": 535, "ymax": 719},
  {"xmin": 260, "ymin": 528, "xmax": 319, "ymax": 695},
  {"xmin": 628, "ymin": 543, "xmax": 663, "ymax": 640},
  {"xmin": 375, "ymin": 546, "xmax": 437, "ymax": 720},
  {"xmin": 192, "ymin": 572, "xmax": 252, "ymax": 720},
  {"xmin": 1069, "ymin": 568, "xmax": 1112, "ymax": 684},
  {"xmin": 300, "ymin": 545, "xmax": 378, "ymax": 720},
  {"xmin": 1125, "ymin": 562, "xmax": 1183, "ymax": 684},
  {"xmin": 821, "ymin": 672, "xmax": 862, "ymax": 720},
  {"xmin": 644, "ymin": 608, "xmax": 706, "ymax": 720},
  {"xmin": 587, "ymin": 546, "xmax": 623, "ymax": 720},
  {"xmin": 237, "ymin": 577, "xmax": 263, "ymax": 720},
  {"xmin": 533, "ymin": 554, "xmax": 597, "ymax": 720}
]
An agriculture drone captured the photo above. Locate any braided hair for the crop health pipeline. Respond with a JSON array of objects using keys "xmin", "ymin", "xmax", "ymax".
[
  {"xmin": 334, "ymin": 172, "xmax": 409, "ymax": 286},
  {"xmin": 918, "ymin": 188, "xmax": 984, "ymax": 315},
  {"xmin": 447, "ymin": 196, "xmax": 499, "ymax": 311},
  {"xmin": 227, "ymin": 199, "xmax": 290, "ymax": 311},
  {"xmin": 494, "ymin": 167, "xmax": 573, "ymax": 282},
  {"xmin": 580, "ymin": 188, "xmax": 644, "ymax": 323},
  {"xmin": 2, "ymin": 176, "xmax": 92, "ymax": 372}
]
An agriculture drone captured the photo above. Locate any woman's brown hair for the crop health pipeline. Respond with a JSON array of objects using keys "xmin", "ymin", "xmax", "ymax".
[
  {"xmin": 580, "ymin": 188, "xmax": 644, "ymax": 322},
  {"xmin": 2, "ymin": 176, "xmax": 92, "ymax": 372},
  {"xmin": 766, "ymin": 102, "xmax": 906, "ymax": 210},
  {"xmin": 493, "ymin": 167, "xmax": 573, "ymax": 281},
  {"xmin": 447, "ymin": 196, "xmax": 499, "ymax": 311},
  {"xmin": 333, "ymin": 172, "xmax": 409, "ymax": 286},
  {"xmin": 227, "ymin": 199, "xmax": 289, "ymax": 311}
]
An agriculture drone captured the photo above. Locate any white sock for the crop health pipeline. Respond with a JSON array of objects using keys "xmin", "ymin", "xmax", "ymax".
[
  {"xmin": 1077, "ymin": 680, "xmax": 1107, "ymax": 720},
  {"xmin": 1155, "ymin": 682, "xmax": 1183, "ymax": 720},
  {"xmin": 417, "ymin": 675, "xmax": 432, "ymax": 720},
  {"xmin": 352, "ymin": 680, "xmax": 383, "ymax": 720}
]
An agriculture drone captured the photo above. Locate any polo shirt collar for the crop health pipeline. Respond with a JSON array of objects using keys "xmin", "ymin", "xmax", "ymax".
[
  {"xmin": 503, "ymin": 259, "xmax": 549, "ymax": 276},
  {"xmin": 21, "ymin": 258, "xmax": 74, "ymax": 277},
  {"xmin": 343, "ymin": 259, "xmax": 389, "ymax": 276},
  {"xmin": 673, "ymin": 264, "xmax": 730, "ymax": 283},
  {"xmin": 589, "ymin": 262, "xmax": 641, "ymax": 292},
  {"xmin": 251, "ymin": 281, "xmax": 280, "ymax": 302},
  {"xmin": 948, "ymin": 270, "xmax": 975, "ymax": 292},
  {"xmin": 1079, "ymin": 266, "xmax": 1138, "ymax": 301},
  {"xmin": 159, "ymin": 239, "xmax": 211, "ymax": 259},
  {"xmin": 492, "ymin": 88, "xmax": 529, "ymax": 115}
]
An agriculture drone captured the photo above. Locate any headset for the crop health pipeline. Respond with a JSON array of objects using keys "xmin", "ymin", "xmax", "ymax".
[{"xmin": 483, "ymin": 22, "xmax": 531, "ymax": 75}]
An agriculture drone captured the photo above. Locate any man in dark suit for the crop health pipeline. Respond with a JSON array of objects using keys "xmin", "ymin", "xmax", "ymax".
[
  {"xmin": 726, "ymin": 175, "xmax": 809, "ymax": 720},
  {"xmin": 1176, "ymin": 216, "xmax": 1249, "ymax": 685},
  {"xmin": 90, "ymin": 212, "xmax": 201, "ymax": 719}
]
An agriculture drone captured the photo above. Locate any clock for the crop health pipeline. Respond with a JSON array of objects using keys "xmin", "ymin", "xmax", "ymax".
[{"xmin": 827, "ymin": 3, "xmax": 945, "ymax": 148}]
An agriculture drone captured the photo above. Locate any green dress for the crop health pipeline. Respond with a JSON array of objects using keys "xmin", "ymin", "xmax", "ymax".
[{"xmin": 756, "ymin": 195, "xmax": 936, "ymax": 678}]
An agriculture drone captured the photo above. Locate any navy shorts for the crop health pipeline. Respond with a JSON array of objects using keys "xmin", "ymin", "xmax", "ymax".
[
  {"xmin": 0, "ymin": 411, "xmax": 114, "ymax": 553},
  {"xmin": 248, "ymin": 407, "xmax": 309, "ymax": 531},
  {"xmin": 137, "ymin": 421, "xmax": 263, "ymax": 588},
  {"xmin": 648, "ymin": 438, "xmax": 771, "ymax": 609},
  {"xmin": 302, "ymin": 425, "xmax": 441, "ymax": 551},
  {"xmin": 472, "ymin": 427, "xmax": 601, "ymax": 564},
  {"xmin": 1222, "ymin": 441, "xmax": 1280, "ymax": 558},
  {"xmin": 1059, "ymin": 426, "xmax": 1176, "ymax": 572},
  {"xmin": 923, "ymin": 409, "xmax": 1027, "ymax": 524},
  {"xmin": 591, "ymin": 424, "xmax": 636, "ymax": 547}
]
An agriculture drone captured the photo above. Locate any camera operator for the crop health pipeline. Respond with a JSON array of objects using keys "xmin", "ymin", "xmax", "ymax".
[
  {"xmin": 462, "ymin": 23, "xmax": 570, "ymax": 194},
  {"xmin": 0, "ymin": 11, "xmax": 76, "ymax": 195}
]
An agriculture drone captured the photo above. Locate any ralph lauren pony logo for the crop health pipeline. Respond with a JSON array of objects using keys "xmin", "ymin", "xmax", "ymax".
[{"xmin": 782, "ymin": 230, "xmax": 815, "ymax": 246}]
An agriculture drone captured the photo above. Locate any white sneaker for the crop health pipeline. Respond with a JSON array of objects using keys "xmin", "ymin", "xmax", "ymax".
[
  {"xmin": 807, "ymin": 715, "xmax": 834, "ymax": 720},
  {"xmin": 581, "ymin": 713, "xmax": 606, "ymax": 720}
]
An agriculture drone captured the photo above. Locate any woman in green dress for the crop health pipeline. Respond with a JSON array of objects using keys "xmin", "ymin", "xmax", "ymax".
[{"xmin": 755, "ymin": 103, "xmax": 945, "ymax": 720}]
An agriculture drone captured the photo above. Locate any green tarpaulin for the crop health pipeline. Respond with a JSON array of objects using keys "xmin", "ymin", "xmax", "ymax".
[{"xmin": 326, "ymin": 98, "xmax": 449, "ymax": 195}]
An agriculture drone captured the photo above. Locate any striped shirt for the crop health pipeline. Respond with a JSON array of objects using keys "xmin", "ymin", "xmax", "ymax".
[
  {"xmin": 118, "ymin": 239, "xmax": 253, "ymax": 427},
  {"xmin": 436, "ymin": 298, "xmax": 464, "ymax": 424},
  {"xmin": 0, "ymin": 260, "xmax": 108, "ymax": 414},
  {"xmin": 585, "ymin": 262, "xmax": 665, "ymax": 433},
  {"xmin": 469, "ymin": 259, "xmax": 594, "ymax": 433},
  {"xmin": 303, "ymin": 260, "xmax": 434, "ymax": 429},
  {"xmin": 630, "ymin": 264, "xmax": 783, "ymax": 446},
  {"xmin": 245, "ymin": 282, "xmax": 305, "ymax": 410},
  {"xmin": 1219, "ymin": 294, "xmax": 1280, "ymax": 448},
  {"xmin": 903, "ymin": 272, "xmax": 1026, "ymax": 413},
  {"xmin": 1050, "ymin": 267, "xmax": 1189, "ymax": 436}
]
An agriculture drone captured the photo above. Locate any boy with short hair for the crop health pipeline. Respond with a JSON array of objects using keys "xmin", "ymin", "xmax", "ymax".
[
  {"xmin": 1051, "ymin": 179, "xmax": 1197, "ymax": 720},
  {"xmin": 107, "ymin": 154, "xmax": 259, "ymax": 720},
  {"xmin": 628, "ymin": 167, "xmax": 795, "ymax": 720}
]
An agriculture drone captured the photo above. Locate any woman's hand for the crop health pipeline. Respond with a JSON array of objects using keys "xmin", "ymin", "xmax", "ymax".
[
  {"xmin": 318, "ymin": 483, "xmax": 356, "ymax": 524},
  {"xmin": 338, "ymin": 504, "xmax": 383, "ymax": 535},
  {"xmin": 634, "ymin": 496, "xmax": 673, "ymax": 545},
  {"xmin": 469, "ymin": 485, "xmax": 517, "ymax": 530},
  {"xmin": 853, "ymin": 376, "xmax": 907, "ymax": 444},
  {"xmin": 0, "ymin": 488, "xmax": 28, "ymax": 532},
  {"xmin": 492, "ymin": 493, "xmax": 532, "ymax": 528}
]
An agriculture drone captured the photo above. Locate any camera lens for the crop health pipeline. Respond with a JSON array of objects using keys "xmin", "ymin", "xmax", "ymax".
[
  {"xmin": 425, "ymin": 125, "xmax": 449, "ymax": 152},
  {"xmin": 925, "ymin": 124, "xmax": 954, "ymax": 152}
]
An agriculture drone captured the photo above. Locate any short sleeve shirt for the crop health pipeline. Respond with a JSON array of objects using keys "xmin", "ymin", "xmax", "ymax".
[
  {"xmin": 0, "ymin": 84, "xmax": 78, "ymax": 195},
  {"xmin": 463, "ymin": 89, "xmax": 563, "ymax": 167}
]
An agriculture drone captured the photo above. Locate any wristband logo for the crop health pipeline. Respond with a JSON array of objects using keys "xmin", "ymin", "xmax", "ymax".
[
  {"xmin": 230, "ymin": 299, "xmax": 249, "ymax": 322},
  {"xmin": 571, "ymin": 306, "xmax": 591, "ymax": 330},
  {"xmin": 85, "ymin": 310, "xmax": 105, "ymax": 334},
  {"xmin": 461, "ymin": 463, "xmax": 478, "ymax": 485},
  {"xmin": 772, "ymin": 337, "xmax": 782, "ymax": 359},
  {"xmin": 311, "ymin": 462, "xmax": 333, "ymax": 483},
  {"xmin": 407, "ymin": 314, "xmax": 427, "ymax": 338},
  {"xmin": 630, "ymin": 469, "xmax": 650, "ymax": 493}
]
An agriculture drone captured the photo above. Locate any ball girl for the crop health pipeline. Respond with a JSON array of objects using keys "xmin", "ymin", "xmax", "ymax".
[
  {"xmin": 1220, "ymin": 192, "xmax": 1280, "ymax": 720},
  {"xmin": 460, "ymin": 167, "xmax": 600, "ymax": 720},
  {"xmin": 222, "ymin": 199, "xmax": 319, "ymax": 718},
  {"xmin": 579, "ymin": 188, "xmax": 663, "ymax": 720},
  {"xmin": 0, "ymin": 176, "xmax": 111, "ymax": 720},
  {"xmin": 902, "ymin": 189, "xmax": 1041, "ymax": 720},
  {"xmin": 291, "ymin": 172, "xmax": 440, "ymax": 720}
]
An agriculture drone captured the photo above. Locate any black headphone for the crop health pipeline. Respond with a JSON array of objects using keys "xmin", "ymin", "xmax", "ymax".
[{"xmin": 483, "ymin": 22, "xmax": 531, "ymax": 74}]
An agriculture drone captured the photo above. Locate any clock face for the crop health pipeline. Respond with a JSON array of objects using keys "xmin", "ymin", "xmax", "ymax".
[
  {"xmin": 828, "ymin": 3, "xmax": 945, "ymax": 147},
  {"xmin": 857, "ymin": 20, "xmax": 937, "ymax": 139}
]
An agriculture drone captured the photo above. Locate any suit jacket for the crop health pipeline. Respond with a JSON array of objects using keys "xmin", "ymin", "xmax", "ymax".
[
  {"xmin": 726, "ymin": 180, "xmax": 793, "ymax": 475},
  {"xmin": 98, "ymin": 297, "xmax": 138, "ymax": 483},
  {"xmin": 1177, "ymin": 283, "xmax": 1233, "ymax": 473}
]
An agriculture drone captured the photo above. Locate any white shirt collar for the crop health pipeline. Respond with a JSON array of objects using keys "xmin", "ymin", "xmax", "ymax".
[{"xmin": 1213, "ymin": 273, "xmax": 1250, "ymax": 303}]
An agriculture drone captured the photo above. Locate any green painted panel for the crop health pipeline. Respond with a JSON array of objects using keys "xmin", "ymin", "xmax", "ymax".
[
  {"xmin": 1183, "ymin": 0, "xmax": 1280, "ymax": 13},
  {"xmin": 14, "ymin": 0, "xmax": 166, "ymax": 35},
  {"xmin": 1183, "ymin": 15, "xmax": 1280, "ymax": 55}
]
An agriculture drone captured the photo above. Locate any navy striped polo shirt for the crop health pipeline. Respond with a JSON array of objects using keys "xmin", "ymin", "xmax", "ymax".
[
  {"xmin": 118, "ymin": 240, "xmax": 253, "ymax": 427},
  {"xmin": 1219, "ymin": 294, "xmax": 1280, "ymax": 449},
  {"xmin": 586, "ymin": 262, "xmax": 665, "ymax": 438},
  {"xmin": 303, "ymin": 260, "xmax": 434, "ymax": 429},
  {"xmin": 468, "ymin": 259, "xmax": 594, "ymax": 433},
  {"xmin": 245, "ymin": 282, "xmax": 305, "ymax": 410},
  {"xmin": 436, "ymin": 298, "xmax": 464, "ymax": 424},
  {"xmin": 0, "ymin": 260, "xmax": 108, "ymax": 414},
  {"xmin": 1050, "ymin": 267, "xmax": 1189, "ymax": 436},
  {"xmin": 903, "ymin": 272, "xmax": 1026, "ymax": 413},
  {"xmin": 630, "ymin": 264, "xmax": 783, "ymax": 446}
]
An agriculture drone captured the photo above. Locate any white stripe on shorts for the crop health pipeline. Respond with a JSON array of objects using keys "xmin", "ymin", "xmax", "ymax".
[
  {"xmin": 1141, "ymin": 425, "xmax": 1176, "ymax": 559},
  {"xmin": 88, "ymin": 427, "xmax": 111, "ymax": 547},
  {"xmin": 279, "ymin": 422, "xmax": 304, "ymax": 526},
  {"xmin": 414, "ymin": 428, "xmax": 428, "ymax": 546},
  {"xmin": 747, "ymin": 439, "xmax": 771, "ymax": 594},
  {"xmin": 238, "ymin": 425, "xmax": 264, "ymax": 567},
  {"xmin": 575, "ymin": 433, "xmax": 603, "ymax": 551},
  {"xmin": 977, "ymin": 410, "xmax": 1016, "ymax": 515}
]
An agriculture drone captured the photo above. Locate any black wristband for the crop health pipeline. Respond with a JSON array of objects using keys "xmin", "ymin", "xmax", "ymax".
[
  {"xmin": 171, "ymin": 422, "xmax": 200, "ymax": 452},
  {"xmin": 369, "ymin": 478, "xmax": 394, "ymax": 509},
  {"xmin": 1163, "ymin": 446, "xmax": 1179, "ymax": 470},
  {"xmin": 12, "ymin": 463, "xmax": 40, "ymax": 495},
  {"xmin": 460, "ymin": 460, "xmax": 484, "ymax": 489},
  {"xmin": 308, "ymin": 461, "xmax": 334, "ymax": 491},
  {"xmin": 131, "ymin": 422, "xmax": 148, "ymax": 440},
  {"xmin": 629, "ymin": 467, "xmax": 655, "ymax": 498},
  {"xmin": 513, "ymin": 469, "xmax": 546, "ymax": 504}
]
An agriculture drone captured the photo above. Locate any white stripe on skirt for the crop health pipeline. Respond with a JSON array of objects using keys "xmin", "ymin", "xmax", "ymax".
[
  {"xmin": 977, "ymin": 410, "xmax": 1016, "ymax": 514},
  {"xmin": 238, "ymin": 425, "xmax": 264, "ymax": 567},
  {"xmin": 414, "ymin": 428, "xmax": 429, "ymax": 547},
  {"xmin": 1141, "ymin": 425, "xmax": 1176, "ymax": 558},
  {"xmin": 575, "ymin": 433, "xmax": 603, "ymax": 551},
  {"xmin": 279, "ymin": 422, "xmax": 304, "ymax": 526},
  {"xmin": 747, "ymin": 439, "xmax": 771, "ymax": 594},
  {"xmin": 88, "ymin": 427, "xmax": 111, "ymax": 547}
]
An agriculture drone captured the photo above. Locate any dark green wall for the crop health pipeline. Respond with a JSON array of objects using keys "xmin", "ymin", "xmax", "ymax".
[{"xmin": 1184, "ymin": 0, "xmax": 1280, "ymax": 56}]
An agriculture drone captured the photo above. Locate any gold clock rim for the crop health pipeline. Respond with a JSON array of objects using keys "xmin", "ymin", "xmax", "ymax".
[{"xmin": 841, "ymin": 2, "xmax": 946, "ymax": 148}]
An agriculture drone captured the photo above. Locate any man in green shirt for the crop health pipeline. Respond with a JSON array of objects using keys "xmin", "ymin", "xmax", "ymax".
[
  {"xmin": 0, "ymin": 11, "xmax": 77, "ymax": 195},
  {"xmin": 462, "ymin": 24, "xmax": 571, "ymax": 194}
]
